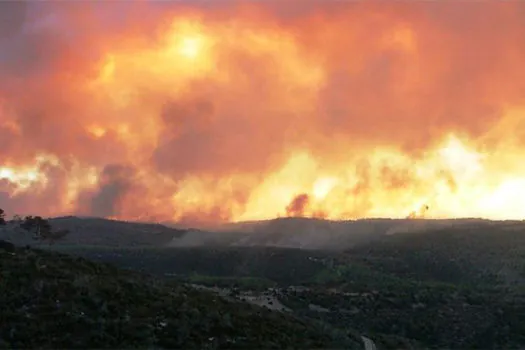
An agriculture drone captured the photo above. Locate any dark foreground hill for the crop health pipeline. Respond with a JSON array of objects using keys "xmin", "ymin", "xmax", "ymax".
[
  {"xmin": 47, "ymin": 223, "xmax": 525, "ymax": 349},
  {"xmin": 0, "ymin": 243, "xmax": 361, "ymax": 349},
  {"xmin": 3, "ymin": 215, "xmax": 525, "ymax": 349}
]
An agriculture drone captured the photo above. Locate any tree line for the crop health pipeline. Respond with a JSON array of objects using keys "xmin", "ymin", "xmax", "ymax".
[{"xmin": 0, "ymin": 208, "xmax": 69, "ymax": 244}]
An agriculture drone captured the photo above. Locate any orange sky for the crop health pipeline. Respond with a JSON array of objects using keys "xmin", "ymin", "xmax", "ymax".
[{"xmin": 1, "ymin": 1, "xmax": 525, "ymax": 226}]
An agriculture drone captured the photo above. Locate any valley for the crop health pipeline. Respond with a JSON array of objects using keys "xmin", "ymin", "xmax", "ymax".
[{"xmin": 2, "ymin": 216, "xmax": 525, "ymax": 348}]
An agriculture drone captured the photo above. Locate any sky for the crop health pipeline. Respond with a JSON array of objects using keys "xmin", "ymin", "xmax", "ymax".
[{"xmin": 1, "ymin": 1, "xmax": 525, "ymax": 226}]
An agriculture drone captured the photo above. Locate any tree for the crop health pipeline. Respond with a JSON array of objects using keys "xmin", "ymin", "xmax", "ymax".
[
  {"xmin": 0, "ymin": 208, "xmax": 5, "ymax": 225},
  {"xmin": 17, "ymin": 214, "xmax": 70, "ymax": 245},
  {"xmin": 20, "ymin": 216, "xmax": 52, "ymax": 239}
]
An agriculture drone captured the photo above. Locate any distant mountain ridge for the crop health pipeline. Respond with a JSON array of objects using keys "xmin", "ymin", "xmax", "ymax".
[
  {"xmin": 2, "ymin": 215, "xmax": 523, "ymax": 250},
  {"xmin": 168, "ymin": 217, "xmax": 515, "ymax": 250}
]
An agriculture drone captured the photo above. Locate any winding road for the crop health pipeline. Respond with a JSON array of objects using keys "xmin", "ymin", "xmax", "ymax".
[{"xmin": 361, "ymin": 336, "xmax": 377, "ymax": 350}]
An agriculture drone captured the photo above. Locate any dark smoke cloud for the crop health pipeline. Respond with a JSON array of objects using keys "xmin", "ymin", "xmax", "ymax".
[
  {"xmin": 86, "ymin": 164, "xmax": 136, "ymax": 218},
  {"xmin": 286, "ymin": 194, "xmax": 309, "ymax": 217}
]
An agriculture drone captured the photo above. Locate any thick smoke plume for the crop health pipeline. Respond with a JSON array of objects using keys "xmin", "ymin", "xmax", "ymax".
[{"xmin": 1, "ymin": 1, "xmax": 525, "ymax": 226}]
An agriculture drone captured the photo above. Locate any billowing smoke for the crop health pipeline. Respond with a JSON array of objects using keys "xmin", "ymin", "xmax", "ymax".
[
  {"xmin": 1, "ymin": 1, "xmax": 525, "ymax": 225},
  {"xmin": 84, "ymin": 164, "xmax": 136, "ymax": 218},
  {"xmin": 286, "ymin": 194, "xmax": 310, "ymax": 217}
]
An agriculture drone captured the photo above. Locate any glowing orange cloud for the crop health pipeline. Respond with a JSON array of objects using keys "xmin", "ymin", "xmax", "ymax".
[{"xmin": 1, "ymin": 1, "xmax": 525, "ymax": 226}]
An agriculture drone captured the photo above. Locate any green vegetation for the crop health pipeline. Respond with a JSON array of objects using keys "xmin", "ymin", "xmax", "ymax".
[
  {"xmin": 48, "ymin": 223, "xmax": 525, "ymax": 349},
  {"xmin": 0, "ymin": 244, "xmax": 360, "ymax": 349},
  {"xmin": 279, "ymin": 282, "xmax": 525, "ymax": 349},
  {"xmin": 279, "ymin": 225, "xmax": 525, "ymax": 349},
  {"xmin": 48, "ymin": 245, "xmax": 334, "ymax": 286},
  {"xmin": 184, "ymin": 274, "xmax": 277, "ymax": 290},
  {"xmin": 3, "ymin": 209, "xmax": 525, "ymax": 349},
  {"xmin": 0, "ymin": 211, "xmax": 70, "ymax": 245},
  {"xmin": 343, "ymin": 223, "xmax": 525, "ymax": 287}
]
